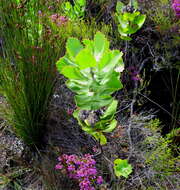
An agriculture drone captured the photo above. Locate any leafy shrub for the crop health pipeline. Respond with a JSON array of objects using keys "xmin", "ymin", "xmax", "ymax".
[
  {"xmin": 62, "ymin": 0, "xmax": 86, "ymax": 20},
  {"xmin": 145, "ymin": 0, "xmax": 180, "ymax": 34},
  {"xmin": 56, "ymin": 32, "xmax": 124, "ymax": 144},
  {"xmin": 144, "ymin": 119, "xmax": 180, "ymax": 175},
  {"xmin": 115, "ymin": 0, "xmax": 146, "ymax": 40},
  {"xmin": 113, "ymin": 159, "xmax": 132, "ymax": 178},
  {"xmin": 48, "ymin": 16, "xmax": 111, "ymax": 43}
]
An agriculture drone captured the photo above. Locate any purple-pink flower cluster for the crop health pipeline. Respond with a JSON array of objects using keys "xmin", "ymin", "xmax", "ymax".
[
  {"xmin": 127, "ymin": 66, "xmax": 140, "ymax": 81},
  {"xmin": 50, "ymin": 14, "xmax": 68, "ymax": 26},
  {"xmin": 172, "ymin": 0, "xmax": 180, "ymax": 18},
  {"xmin": 55, "ymin": 154, "xmax": 103, "ymax": 190}
]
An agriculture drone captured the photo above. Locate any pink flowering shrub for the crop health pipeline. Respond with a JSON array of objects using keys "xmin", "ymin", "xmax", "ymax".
[
  {"xmin": 50, "ymin": 14, "xmax": 68, "ymax": 26},
  {"xmin": 55, "ymin": 154, "xmax": 103, "ymax": 190},
  {"xmin": 172, "ymin": 0, "xmax": 180, "ymax": 18}
]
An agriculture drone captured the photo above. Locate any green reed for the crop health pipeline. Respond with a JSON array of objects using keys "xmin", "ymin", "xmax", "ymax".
[{"xmin": 0, "ymin": 0, "xmax": 63, "ymax": 146}]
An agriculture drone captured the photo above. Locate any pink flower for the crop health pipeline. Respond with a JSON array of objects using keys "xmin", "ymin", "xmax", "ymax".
[
  {"xmin": 131, "ymin": 76, "xmax": 140, "ymax": 81},
  {"xmin": 172, "ymin": 0, "xmax": 180, "ymax": 18},
  {"xmin": 67, "ymin": 108, "xmax": 74, "ymax": 115},
  {"xmin": 77, "ymin": 169, "xmax": 85, "ymax": 177},
  {"xmin": 88, "ymin": 168, "xmax": 97, "ymax": 175},
  {"xmin": 55, "ymin": 164, "xmax": 63, "ymax": 170},
  {"xmin": 67, "ymin": 165, "xmax": 75, "ymax": 171},
  {"xmin": 50, "ymin": 14, "xmax": 59, "ymax": 21},
  {"xmin": 97, "ymin": 176, "xmax": 103, "ymax": 184},
  {"xmin": 50, "ymin": 14, "xmax": 68, "ymax": 26},
  {"xmin": 62, "ymin": 154, "xmax": 69, "ymax": 159},
  {"xmin": 55, "ymin": 153, "xmax": 103, "ymax": 189},
  {"xmin": 92, "ymin": 146, "xmax": 99, "ymax": 153},
  {"xmin": 38, "ymin": 10, "xmax": 43, "ymax": 16},
  {"xmin": 79, "ymin": 179, "xmax": 91, "ymax": 189}
]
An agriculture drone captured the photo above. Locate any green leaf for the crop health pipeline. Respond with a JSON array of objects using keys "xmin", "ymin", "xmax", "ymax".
[
  {"xmin": 75, "ymin": 48, "xmax": 96, "ymax": 69},
  {"xmin": 118, "ymin": 26, "xmax": 127, "ymax": 36},
  {"xmin": 114, "ymin": 159, "xmax": 133, "ymax": 178},
  {"xmin": 126, "ymin": 25, "xmax": 139, "ymax": 34},
  {"xmin": 99, "ymin": 133, "xmax": 107, "ymax": 145},
  {"xmin": 101, "ymin": 50, "xmax": 123, "ymax": 72},
  {"xmin": 14, "ymin": 0, "xmax": 20, "ymax": 4},
  {"xmin": 64, "ymin": 2, "xmax": 72, "ymax": 11},
  {"xmin": 94, "ymin": 132, "xmax": 107, "ymax": 145},
  {"xmin": 102, "ymin": 119, "xmax": 117, "ymax": 132},
  {"xmin": 82, "ymin": 125, "xmax": 95, "ymax": 133},
  {"xmin": 73, "ymin": 109, "xmax": 79, "ymax": 119},
  {"xmin": 128, "ymin": 0, "xmax": 138, "ymax": 10},
  {"xmin": 61, "ymin": 66, "xmax": 85, "ymax": 80},
  {"xmin": 101, "ymin": 100, "xmax": 118, "ymax": 120},
  {"xmin": 98, "ymin": 72, "xmax": 123, "ymax": 96},
  {"xmin": 66, "ymin": 80, "xmax": 90, "ymax": 94},
  {"xmin": 134, "ymin": 14, "xmax": 146, "ymax": 28},
  {"xmin": 97, "ymin": 51, "xmax": 111, "ymax": 71},
  {"xmin": 123, "ymin": 12, "xmax": 140, "ymax": 22},
  {"xmin": 66, "ymin": 38, "xmax": 83, "ymax": 58},
  {"xmin": 56, "ymin": 56, "xmax": 76, "ymax": 72},
  {"xmin": 75, "ymin": 94, "xmax": 113, "ymax": 110},
  {"xmin": 120, "ymin": 35, "xmax": 132, "ymax": 41},
  {"xmin": 38, "ymin": 23, "xmax": 43, "ymax": 37},
  {"xmin": 94, "ymin": 32, "xmax": 109, "ymax": 62},
  {"xmin": 75, "ymin": 0, "xmax": 86, "ymax": 6},
  {"xmin": 116, "ymin": 1, "xmax": 125, "ymax": 13},
  {"xmin": 117, "ymin": 15, "xmax": 129, "ymax": 30},
  {"xmin": 83, "ymin": 39, "xmax": 93, "ymax": 48}
]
